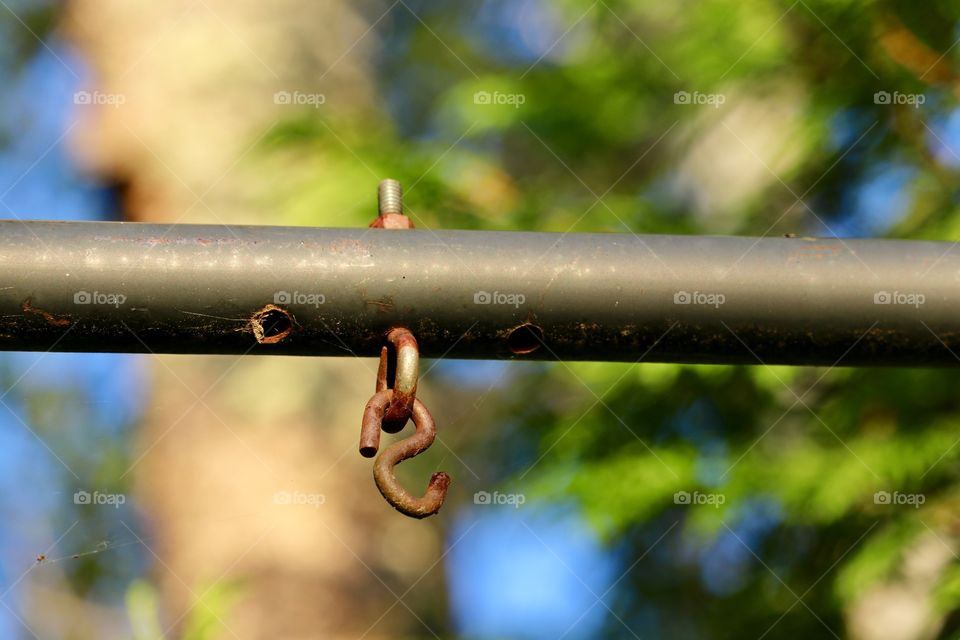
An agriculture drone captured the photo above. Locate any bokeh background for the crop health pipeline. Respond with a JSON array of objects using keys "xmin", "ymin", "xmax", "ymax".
[{"xmin": 2, "ymin": 0, "xmax": 960, "ymax": 638}]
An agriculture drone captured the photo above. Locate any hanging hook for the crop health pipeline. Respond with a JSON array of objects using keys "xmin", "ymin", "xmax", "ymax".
[
  {"xmin": 358, "ymin": 195, "xmax": 447, "ymax": 518},
  {"xmin": 359, "ymin": 389, "xmax": 450, "ymax": 518}
]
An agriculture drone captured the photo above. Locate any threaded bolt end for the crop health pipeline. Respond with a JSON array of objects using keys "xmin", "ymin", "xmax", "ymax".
[{"xmin": 378, "ymin": 179, "xmax": 403, "ymax": 216}]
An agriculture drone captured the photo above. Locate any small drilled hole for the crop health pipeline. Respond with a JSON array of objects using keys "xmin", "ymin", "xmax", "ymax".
[
  {"xmin": 251, "ymin": 304, "xmax": 294, "ymax": 344},
  {"xmin": 260, "ymin": 310, "xmax": 291, "ymax": 337},
  {"xmin": 508, "ymin": 323, "xmax": 543, "ymax": 355}
]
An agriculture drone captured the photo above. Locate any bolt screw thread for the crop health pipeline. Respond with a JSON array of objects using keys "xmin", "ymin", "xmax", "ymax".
[{"xmin": 378, "ymin": 179, "xmax": 403, "ymax": 216}]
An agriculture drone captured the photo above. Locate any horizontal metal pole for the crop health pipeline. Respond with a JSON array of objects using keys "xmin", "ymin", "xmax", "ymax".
[{"xmin": 0, "ymin": 220, "xmax": 958, "ymax": 366}]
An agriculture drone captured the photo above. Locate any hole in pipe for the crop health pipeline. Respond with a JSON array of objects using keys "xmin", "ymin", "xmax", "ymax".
[
  {"xmin": 251, "ymin": 304, "xmax": 293, "ymax": 344},
  {"xmin": 507, "ymin": 323, "xmax": 543, "ymax": 355}
]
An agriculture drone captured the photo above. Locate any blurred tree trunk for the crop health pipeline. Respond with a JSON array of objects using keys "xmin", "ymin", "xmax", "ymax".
[
  {"xmin": 847, "ymin": 532, "xmax": 953, "ymax": 640},
  {"xmin": 62, "ymin": 2, "xmax": 448, "ymax": 637}
]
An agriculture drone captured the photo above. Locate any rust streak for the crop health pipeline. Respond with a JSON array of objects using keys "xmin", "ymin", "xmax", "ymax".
[
  {"xmin": 329, "ymin": 239, "xmax": 371, "ymax": 255},
  {"xmin": 365, "ymin": 299, "xmax": 394, "ymax": 312},
  {"xmin": 21, "ymin": 298, "xmax": 71, "ymax": 327},
  {"xmin": 788, "ymin": 244, "xmax": 843, "ymax": 261}
]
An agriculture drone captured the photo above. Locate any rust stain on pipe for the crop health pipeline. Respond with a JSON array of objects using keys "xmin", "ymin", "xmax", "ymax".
[
  {"xmin": 365, "ymin": 298, "xmax": 395, "ymax": 312},
  {"xmin": 21, "ymin": 298, "xmax": 71, "ymax": 327}
]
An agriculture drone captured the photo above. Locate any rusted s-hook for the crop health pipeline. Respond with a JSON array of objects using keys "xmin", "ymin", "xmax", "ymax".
[
  {"xmin": 359, "ymin": 327, "xmax": 450, "ymax": 518},
  {"xmin": 360, "ymin": 390, "xmax": 451, "ymax": 518}
]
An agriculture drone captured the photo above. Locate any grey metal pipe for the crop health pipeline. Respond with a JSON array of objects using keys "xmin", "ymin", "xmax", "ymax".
[{"xmin": 0, "ymin": 220, "xmax": 958, "ymax": 366}]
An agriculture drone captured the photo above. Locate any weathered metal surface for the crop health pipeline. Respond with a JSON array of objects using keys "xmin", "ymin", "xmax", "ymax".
[{"xmin": 1, "ymin": 220, "xmax": 959, "ymax": 366}]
